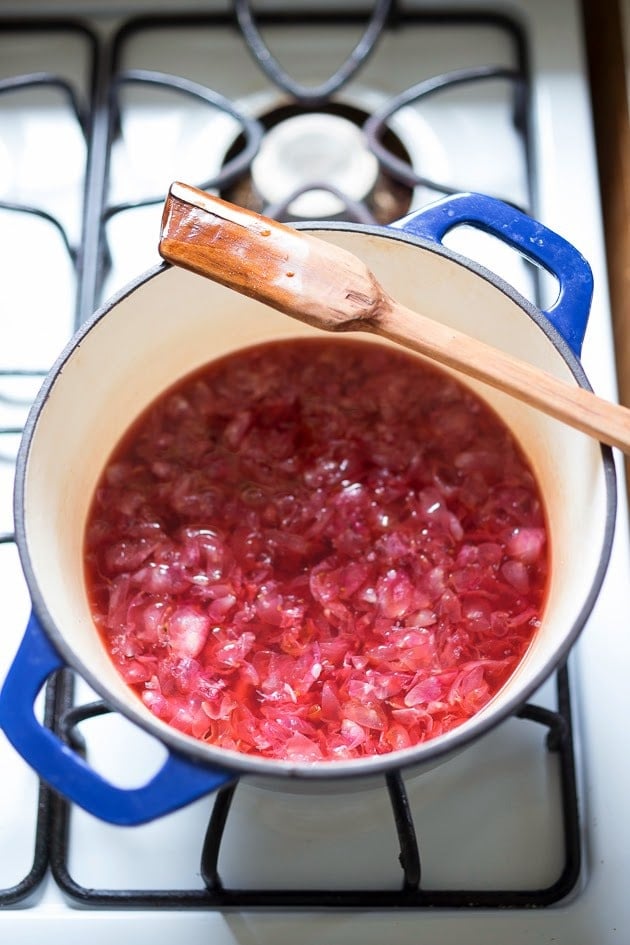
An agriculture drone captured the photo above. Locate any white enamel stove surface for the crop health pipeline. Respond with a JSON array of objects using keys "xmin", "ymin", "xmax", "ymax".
[{"xmin": 1, "ymin": 1, "xmax": 630, "ymax": 943}]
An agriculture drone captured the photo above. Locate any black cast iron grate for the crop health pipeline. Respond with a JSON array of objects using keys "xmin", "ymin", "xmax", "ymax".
[
  {"xmin": 0, "ymin": 18, "xmax": 98, "ymax": 904},
  {"xmin": 0, "ymin": 2, "xmax": 579, "ymax": 911}
]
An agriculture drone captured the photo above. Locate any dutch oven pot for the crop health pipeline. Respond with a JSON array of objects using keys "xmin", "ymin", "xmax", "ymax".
[{"xmin": 0, "ymin": 193, "xmax": 616, "ymax": 826}]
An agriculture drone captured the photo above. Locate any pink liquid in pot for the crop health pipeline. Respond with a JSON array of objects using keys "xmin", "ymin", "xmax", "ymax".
[{"xmin": 84, "ymin": 338, "xmax": 548, "ymax": 762}]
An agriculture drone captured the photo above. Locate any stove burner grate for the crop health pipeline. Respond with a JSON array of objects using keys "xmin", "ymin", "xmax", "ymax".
[{"xmin": 0, "ymin": 4, "xmax": 577, "ymax": 913}]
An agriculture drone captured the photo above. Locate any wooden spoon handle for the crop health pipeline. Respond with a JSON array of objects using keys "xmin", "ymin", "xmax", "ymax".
[{"xmin": 159, "ymin": 181, "xmax": 630, "ymax": 455}]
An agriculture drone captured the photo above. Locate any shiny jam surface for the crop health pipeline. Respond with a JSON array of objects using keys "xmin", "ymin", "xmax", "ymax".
[{"xmin": 84, "ymin": 338, "xmax": 548, "ymax": 762}]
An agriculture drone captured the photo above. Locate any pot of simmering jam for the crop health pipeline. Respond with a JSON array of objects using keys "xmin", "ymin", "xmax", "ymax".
[{"xmin": 0, "ymin": 193, "xmax": 615, "ymax": 825}]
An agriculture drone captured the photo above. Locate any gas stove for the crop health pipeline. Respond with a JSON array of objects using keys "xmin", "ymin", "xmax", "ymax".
[{"xmin": 1, "ymin": 3, "xmax": 630, "ymax": 943}]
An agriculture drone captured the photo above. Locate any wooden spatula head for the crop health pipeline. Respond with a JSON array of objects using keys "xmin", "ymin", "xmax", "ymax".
[{"xmin": 160, "ymin": 181, "xmax": 388, "ymax": 331}]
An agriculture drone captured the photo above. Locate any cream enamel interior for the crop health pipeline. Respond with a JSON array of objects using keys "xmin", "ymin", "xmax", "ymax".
[{"xmin": 21, "ymin": 229, "xmax": 609, "ymax": 770}]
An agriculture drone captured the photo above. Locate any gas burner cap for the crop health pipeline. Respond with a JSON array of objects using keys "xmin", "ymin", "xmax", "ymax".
[{"xmin": 251, "ymin": 112, "xmax": 379, "ymax": 218}]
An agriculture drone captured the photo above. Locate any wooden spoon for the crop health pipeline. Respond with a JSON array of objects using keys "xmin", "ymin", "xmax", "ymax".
[{"xmin": 159, "ymin": 181, "xmax": 630, "ymax": 455}]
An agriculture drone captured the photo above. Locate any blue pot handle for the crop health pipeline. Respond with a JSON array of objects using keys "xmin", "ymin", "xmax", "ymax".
[
  {"xmin": 0, "ymin": 612, "xmax": 234, "ymax": 825},
  {"xmin": 391, "ymin": 193, "xmax": 593, "ymax": 356}
]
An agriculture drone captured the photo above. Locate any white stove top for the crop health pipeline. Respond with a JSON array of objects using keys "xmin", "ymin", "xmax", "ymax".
[{"xmin": 1, "ymin": 2, "xmax": 630, "ymax": 943}]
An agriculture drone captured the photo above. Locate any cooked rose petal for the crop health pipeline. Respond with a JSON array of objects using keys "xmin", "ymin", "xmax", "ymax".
[
  {"xmin": 340, "ymin": 718, "xmax": 368, "ymax": 749},
  {"xmin": 213, "ymin": 632, "xmax": 256, "ymax": 668},
  {"xmin": 343, "ymin": 700, "xmax": 387, "ymax": 731},
  {"xmin": 282, "ymin": 733, "xmax": 324, "ymax": 762},
  {"xmin": 86, "ymin": 339, "xmax": 548, "ymax": 761},
  {"xmin": 320, "ymin": 680, "xmax": 342, "ymax": 722},
  {"xmin": 104, "ymin": 539, "xmax": 157, "ymax": 574},
  {"xmin": 142, "ymin": 690, "xmax": 168, "ymax": 718},
  {"xmin": 404, "ymin": 676, "xmax": 444, "ymax": 707},
  {"xmin": 376, "ymin": 569, "xmax": 416, "ymax": 619},
  {"xmin": 384, "ymin": 723, "xmax": 413, "ymax": 752},
  {"xmin": 167, "ymin": 607, "xmax": 211, "ymax": 658},
  {"xmin": 506, "ymin": 527, "xmax": 546, "ymax": 564},
  {"xmin": 501, "ymin": 559, "xmax": 530, "ymax": 593}
]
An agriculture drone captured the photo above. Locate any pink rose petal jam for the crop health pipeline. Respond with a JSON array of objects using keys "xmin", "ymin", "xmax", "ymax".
[{"xmin": 84, "ymin": 338, "xmax": 548, "ymax": 762}]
